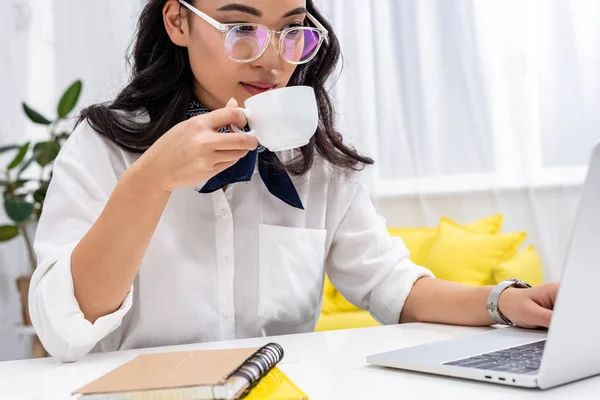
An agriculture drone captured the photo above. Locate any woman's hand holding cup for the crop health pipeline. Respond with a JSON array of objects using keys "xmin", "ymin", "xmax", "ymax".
[{"xmin": 134, "ymin": 98, "xmax": 258, "ymax": 193}]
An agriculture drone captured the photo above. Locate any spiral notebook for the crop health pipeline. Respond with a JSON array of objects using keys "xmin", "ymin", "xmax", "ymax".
[{"xmin": 72, "ymin": 343, "xmax": 307, "ymax": 400}]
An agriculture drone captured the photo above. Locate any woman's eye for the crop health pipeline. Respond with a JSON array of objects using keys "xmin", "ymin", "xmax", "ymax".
[
  {"xmin": 285, "ymin": 26, "xmax": 304, "ymax": 38},
  {"xmin": 238, "ymin": 25, "xmax": 257, "ymax": 32}
]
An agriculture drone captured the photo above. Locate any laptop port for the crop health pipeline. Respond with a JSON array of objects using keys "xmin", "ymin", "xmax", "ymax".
[
  {"xmin": 499, "ymin": 377, "xmax": 506, "ymax": 381},
  {"xmin": 485, "ymin": 376, "xmax": 492, "ymax": 379}
]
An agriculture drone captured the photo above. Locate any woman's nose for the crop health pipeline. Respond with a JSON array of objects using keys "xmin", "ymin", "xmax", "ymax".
[{"xmin": 252, "ymin": 33, "xmax": 284, "ymax": 71}]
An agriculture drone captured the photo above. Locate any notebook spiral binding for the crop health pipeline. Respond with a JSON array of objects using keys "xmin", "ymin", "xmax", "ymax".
[{"xmin": 225, "ymin": 343, "xmax": 284, "ymax": 398}]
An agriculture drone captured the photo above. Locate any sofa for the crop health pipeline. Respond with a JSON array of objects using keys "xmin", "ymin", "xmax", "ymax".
[{"xmin": 315, "ymin": 214, "xmax": 544, "ymax": 332}]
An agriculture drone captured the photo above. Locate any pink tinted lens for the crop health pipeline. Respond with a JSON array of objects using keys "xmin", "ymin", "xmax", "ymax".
[
  {"xmin": 282, "ymin": 28, "xmax": 321, "ymax": 63},
  {"xmin": 225, "ymin": 25, "xmax": 269, "ymax": 61}
]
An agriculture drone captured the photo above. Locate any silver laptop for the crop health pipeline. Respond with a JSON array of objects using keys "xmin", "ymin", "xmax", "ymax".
[{"xmin": 367, "ymin": 143, "xmax": 600, "ymax": 390}]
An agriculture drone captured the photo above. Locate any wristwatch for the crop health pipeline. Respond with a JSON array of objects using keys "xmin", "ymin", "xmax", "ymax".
[{"xmin": 486, "ymin": 278, "xmax": 531, "ymax": 325}]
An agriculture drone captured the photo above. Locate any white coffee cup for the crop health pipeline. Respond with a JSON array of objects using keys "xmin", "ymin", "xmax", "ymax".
[{"xmin": 231, "ymin": 86, "xmax": 319, "ymax": 152}]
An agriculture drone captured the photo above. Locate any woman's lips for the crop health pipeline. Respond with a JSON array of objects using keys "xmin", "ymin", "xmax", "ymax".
[{"xmin": 241, "ymin": 82, "xmax": 276, "ymax": 96}]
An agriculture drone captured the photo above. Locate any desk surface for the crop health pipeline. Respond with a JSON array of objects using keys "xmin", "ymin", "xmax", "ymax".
[{"xmin": 1, "ymin": 323, "xmax": 598, "ymax": 399}]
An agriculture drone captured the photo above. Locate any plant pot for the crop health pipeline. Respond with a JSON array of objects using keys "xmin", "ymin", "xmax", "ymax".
[{"xmin": 16, "ymin": 274, "xmax": 46, "ymax": 358}]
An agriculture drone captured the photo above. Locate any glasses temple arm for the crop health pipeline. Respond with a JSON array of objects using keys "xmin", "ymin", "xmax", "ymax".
[
  {"xmin": 178, "ymin": 0, "xmax": 227, "ymax": 32},
  {"xmin": 306, "ymin": 12, "xmax": 329, "ymax": 43}
]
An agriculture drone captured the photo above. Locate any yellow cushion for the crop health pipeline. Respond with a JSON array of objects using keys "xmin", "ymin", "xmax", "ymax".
[
  {"xmin": 422, "ymin": 220, "xmax": 527, "ymax": 286},
  {"xmin": 322, "ymin": 275, "xmax": 362, "ymax": 313},
  {"xmin": 388, "ymin": 214, "xmax": 504, "ymax": 265},
  {"xmin": 315, "ymin": 310, "xmax": 380, "ymax": 332},
  {"xmin": 493, "ymin": 245, "xmax": 544, "ymax": 286},
  {"xmin": 330, "ymin": 290, "xmax": 361, "ymax": 312},
  {"xmin": 443, "ymin": 214, "xmax": 504, "ymax": 235},
  {"xmin": 387, "ymin": 227, "xmax": 437, "ymax": 265},
  {"xmin": 321, "ymin": 275, "xmax": 339, "ymax": 314}
]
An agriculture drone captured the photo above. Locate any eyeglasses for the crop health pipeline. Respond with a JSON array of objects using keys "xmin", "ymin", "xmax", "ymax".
[{"xmin": 178, "ymin": 0, "xmax": 329, "ymax": 65}]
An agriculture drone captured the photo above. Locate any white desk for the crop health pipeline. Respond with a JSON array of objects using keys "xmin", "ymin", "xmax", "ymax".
[{"xmin": 1, "ymin": 323, "xmax": 598, "ymax": 399}]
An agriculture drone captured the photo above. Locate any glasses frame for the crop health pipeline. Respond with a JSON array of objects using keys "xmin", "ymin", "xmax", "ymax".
[{"xmin": 178, "ymin": 0, "xmax": 329, "ymax": 65}]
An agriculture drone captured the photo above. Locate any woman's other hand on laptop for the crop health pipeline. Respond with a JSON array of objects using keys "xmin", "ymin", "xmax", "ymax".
[{"xmin": 498, "ymin": 282, "xmax": 559, "ymax": 329}]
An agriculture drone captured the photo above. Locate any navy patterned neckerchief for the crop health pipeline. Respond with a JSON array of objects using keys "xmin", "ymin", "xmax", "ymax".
[{"xmin": 187, "ymin": 100, "xmax": 304, "ymax": 210}]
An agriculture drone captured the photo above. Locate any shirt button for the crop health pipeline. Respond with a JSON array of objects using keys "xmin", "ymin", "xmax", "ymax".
[
  {"xmin": 221, "ymin": 209, "xmax": 229, "ymax": 218},
  {"xmin": 222, "ymin": 309, "xmax": 233, "ymax": 319},
  {"xmin": 224, "ymin": 257, "xmax": 230, "ymax": 265}
]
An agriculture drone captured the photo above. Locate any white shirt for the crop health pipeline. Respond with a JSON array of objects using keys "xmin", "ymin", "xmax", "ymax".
[{"xmin": 29, "ymin": 119, "xmax": 433, "ymax": 362}]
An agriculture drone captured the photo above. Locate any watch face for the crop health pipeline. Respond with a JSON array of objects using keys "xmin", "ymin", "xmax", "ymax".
[{"xmin": 510, "ymin": 278, "xmax": 531, "ymax": 288}]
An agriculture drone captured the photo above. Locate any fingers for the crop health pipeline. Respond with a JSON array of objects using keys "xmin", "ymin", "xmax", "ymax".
[
  {"xmin": 213, "ymin": 159, "xmax": 240, "ymax": 174},
  {"xmin": 226, "ymin": 97, "xmax": 238, "ymax": 108},
  {"xmin": 526, "ymin": 301, "xmax": 553, "ymax": 328},
  {"xmin": 205, "ymin": 103, "xmax": 247, "ymax": 130},
  {"xmin": 213, "ymin": 133, "xmax": 259, "ymax": 151},
  {"xmin": 546, "ymin": 282, "xmax": 559, "ymax": 307},
  {"xmin": 531, "ymin": 282, "xmax": 559, "ymax": 308},
  {"xmin": 214, "ymin": 149, "xmax": 249, "ymax": 163}
]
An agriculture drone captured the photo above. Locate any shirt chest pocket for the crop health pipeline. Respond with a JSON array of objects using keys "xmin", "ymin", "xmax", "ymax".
[{"xmin": 257, "ymin": 224, "xmax": 327, "ymax": 325}]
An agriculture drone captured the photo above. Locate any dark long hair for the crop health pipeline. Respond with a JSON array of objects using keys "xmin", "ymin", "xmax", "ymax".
[{"xmin": 79, "ymin": 0, "xmax": 373, "ymax": 175}]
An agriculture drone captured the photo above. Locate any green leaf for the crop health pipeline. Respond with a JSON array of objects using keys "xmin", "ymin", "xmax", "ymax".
[
  {"xmin": 5, "ymin": 198, "xmax": 34, "ymax": 223},
  {"xmin": 57, "ymin": 132, "xmax": 70, "ymax": 140},
  {"xmin": 33, "ymin": 186, "xmax": 47, "ymax": 203},
  {"xmin": 22, "ymin": 103, "xmax": 52, "ymax": 125},
  {"xmin": 34, "ymin": 141, "xmax": 61, "ymax": 167},
  {"xmin": 8, "ymin": 142, "xmax": 30, "ymax": 170},
  {"xmin": 0, "ymin": 225, "xmax": 19, "ymax": 242},
  {"xmin": 0, "ymin": 145, "xmax": 20, "ymax": 154},
  {"xmin": 57, "ymin": 80, "xmax": 82, "ymax": 118}
]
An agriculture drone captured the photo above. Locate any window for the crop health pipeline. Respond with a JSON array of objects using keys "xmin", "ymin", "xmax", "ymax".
[{"xmin": 325, "ymin": 0, "xmax": 600, "ymax": 196}]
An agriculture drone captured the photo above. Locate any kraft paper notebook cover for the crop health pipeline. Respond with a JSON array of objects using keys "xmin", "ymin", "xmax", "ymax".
[{"xmin": 72, "ymin": 343, "xmax": 306, "ymax": 399}]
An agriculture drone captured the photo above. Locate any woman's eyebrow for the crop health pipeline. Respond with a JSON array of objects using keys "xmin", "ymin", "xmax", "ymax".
[
  {"xmin": 217, "ymin": 4, "xmax": 262, "ymax": 17},
  {"xmin": 216, "ymin": 4, "xmax": 308, "ymax": 19},
  {"xmin": 283, "ymin": 7, "xmax": 308, "ymax": 18}
]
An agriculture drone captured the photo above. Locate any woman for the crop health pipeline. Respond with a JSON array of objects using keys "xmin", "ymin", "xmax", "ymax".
[{"xmin": 30, "ymin": 0, "xmax": 557, "ymax": 362}]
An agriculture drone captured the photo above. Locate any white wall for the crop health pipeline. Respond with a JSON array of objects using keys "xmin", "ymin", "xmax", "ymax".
[{"xmin": 1, "ymin": 0, "xmax": 39, "ymax": 362}]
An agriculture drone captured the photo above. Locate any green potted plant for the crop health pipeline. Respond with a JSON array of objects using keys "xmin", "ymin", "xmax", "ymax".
[{"xmin": 0, "ymin": 80, "xmax": 82, "ymax": 357}]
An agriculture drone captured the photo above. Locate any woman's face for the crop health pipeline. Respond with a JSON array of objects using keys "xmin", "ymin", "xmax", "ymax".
[{"xmin": 165, "ymin": 0, "xmax": 307, "ymax": 110}]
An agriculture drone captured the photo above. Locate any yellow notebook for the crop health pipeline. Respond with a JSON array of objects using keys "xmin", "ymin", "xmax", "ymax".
[{"xmin": 245, "ymin": 367, "xmax": 308, "ymax": 400}]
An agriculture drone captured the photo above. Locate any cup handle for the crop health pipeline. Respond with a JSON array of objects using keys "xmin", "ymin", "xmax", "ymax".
[{"xmin": 230, "ymin": 107, "xmax": 255, "ymax": 136}]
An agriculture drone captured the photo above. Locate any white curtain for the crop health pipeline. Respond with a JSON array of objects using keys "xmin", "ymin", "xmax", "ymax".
[
  {"xmin": 0, "ymin": 0, "xmax": 142, "ymax": 361},
  {"xmin": 318, "ymin": 0, "xmax": 600, "ymax": 282}
]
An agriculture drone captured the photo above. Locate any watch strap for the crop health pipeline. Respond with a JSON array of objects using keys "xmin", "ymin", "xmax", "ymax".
[{"xmin": 486, "ymin": 279, "xmax": 531, "ymax": 325}]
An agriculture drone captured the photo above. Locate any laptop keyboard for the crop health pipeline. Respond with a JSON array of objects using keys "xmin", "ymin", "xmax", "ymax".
[{"xmin": 443, "ymin": 340, "xmax": 546, "ymax": 375}]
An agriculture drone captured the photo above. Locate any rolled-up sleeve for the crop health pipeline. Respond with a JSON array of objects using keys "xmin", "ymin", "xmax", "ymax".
[
  {"xmin": 325, "ymin": 179, "xmax": 434, "ymax": 325},
  {"xmin": 29, "ymin": 121, "xmax": 133, "ymax": 362}
]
